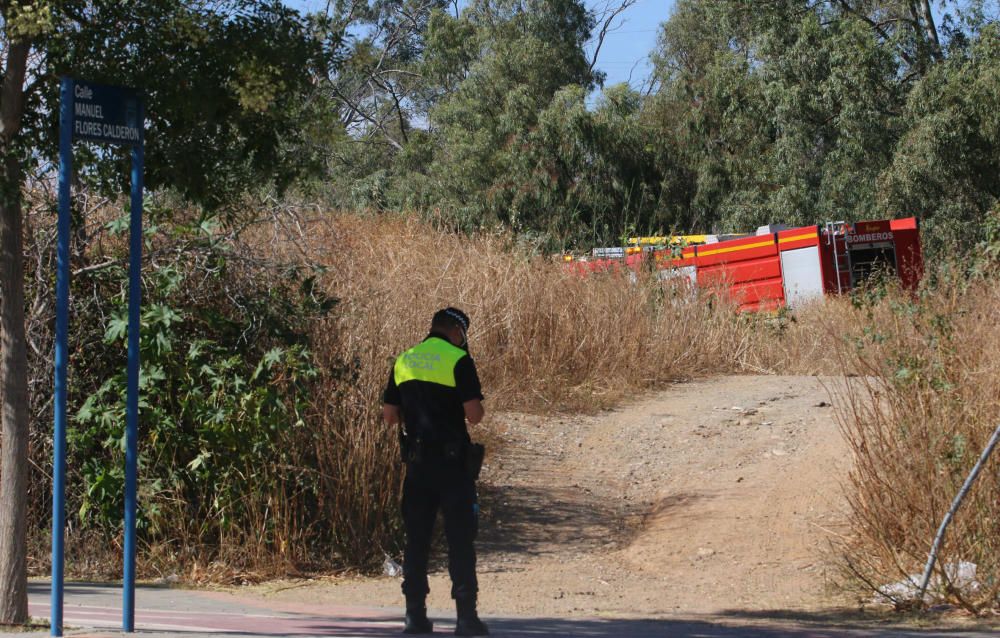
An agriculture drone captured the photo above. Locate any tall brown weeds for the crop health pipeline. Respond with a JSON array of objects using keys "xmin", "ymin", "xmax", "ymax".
[
  {"xmin": 283, "ymin": 214, "xmax": 1000, "ymax": 609},
  {"xmin": 830, "ymin": 271, "xmax": 1000, "ymax": 612},
  {"xmin": 280, "ymin": 214, "xmax": 781, "ymax": 409},
  {"xmin": 261, "ymin": 213, "xmax": 784, "ymax": 567},
  {"xmin": 29, "ymin": 204, "xmax": 999, "ymax": 599}
]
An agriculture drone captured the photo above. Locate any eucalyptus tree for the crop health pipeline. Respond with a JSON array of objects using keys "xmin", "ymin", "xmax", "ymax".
[
  {"xmin": 877, "ymin": 21, "xmax": 1000, "ymax": 251},
  {"xmin": 323, "ymin": 0, "xmax": 449, "ymax": 152},
  {"xmin": 421, "ymin": 0, "xmax": 601, "ymax": 229},
  {"xmin": 648, "ymin": 0, "xmax": 995, "ymax": 235}
]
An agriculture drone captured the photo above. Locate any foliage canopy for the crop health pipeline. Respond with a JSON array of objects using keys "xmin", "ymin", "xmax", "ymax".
[{"xmin": 315, "ymin": 0, "xmax": 998, "ymax": 252}]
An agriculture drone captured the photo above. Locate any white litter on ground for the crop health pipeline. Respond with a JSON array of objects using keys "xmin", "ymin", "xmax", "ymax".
[
  {"xmin": 875, "ymin": 561, "xmax": 979, "ymax": 603},
  {"xmin": 382, "ymin": 555, "xmax": 403, "ymax": 578}
]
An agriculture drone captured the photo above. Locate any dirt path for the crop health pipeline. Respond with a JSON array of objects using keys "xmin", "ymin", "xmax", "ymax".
[
  {"xmin": 474, "ymin": 374, "xmax": 851, "ymax": 617},
  {"xmin": 249, "ymin": 375, "xmax": 861, "ymax": 620}
]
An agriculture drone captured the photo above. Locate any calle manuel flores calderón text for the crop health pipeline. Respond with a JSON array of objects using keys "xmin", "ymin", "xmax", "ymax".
[{"xmin": 72, "ymin": 82, "xmax": 142, "ymax": 146}]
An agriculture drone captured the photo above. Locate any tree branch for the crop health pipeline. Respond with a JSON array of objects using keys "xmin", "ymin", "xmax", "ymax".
[
  {"xmin": 330, "ymin": 85, "xmax": 403, "ymax": 151},
  {"xmin": 916, "ymin": 0, "xmax": 942, "ymax": 61},
  {"xmin": 589, "ymin": 0, "xmax": 638, "ymax": 74},
  {"xmin": 832, "ymin": 0, "xmax": 916, "ymax": 68}
]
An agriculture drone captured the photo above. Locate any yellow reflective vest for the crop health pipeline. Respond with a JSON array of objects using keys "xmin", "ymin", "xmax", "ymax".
[{"xmin": 394, "ymin": 337, "xmax": 467, "ymax": 389}]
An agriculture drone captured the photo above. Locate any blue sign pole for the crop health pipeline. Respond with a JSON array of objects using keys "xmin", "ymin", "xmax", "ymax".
[
  {"xmin": 52, "ymin": 78, "xmax": 144, "ymax": 634},
  {"xmin": 51, "ymin": 77, "xmax": 74, "ymax": 638},
  {"xmin": 122, "ymin": 97, "xmax": 144, "ymax": 633}
]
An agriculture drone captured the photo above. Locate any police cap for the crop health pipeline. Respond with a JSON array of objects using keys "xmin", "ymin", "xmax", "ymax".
[{"xmin": 433, "ymin": 307, "xmax": 470, "ymax": 332}]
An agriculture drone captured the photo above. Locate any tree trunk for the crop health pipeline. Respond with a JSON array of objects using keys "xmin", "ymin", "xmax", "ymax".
[
  {"xmin": 0, "ymin": 38, "xmax": 31, "ymax": 626},
  {"xmin": 908, "ymin": 0, "xmax": 942, "ymax": 71},
  {"xmin": 917, "ymin": 0, "xmax": 942, "ymax": 61},
  {"xmin": 0, "ymin": 155, "xmax": 28, "ymax": 626}
]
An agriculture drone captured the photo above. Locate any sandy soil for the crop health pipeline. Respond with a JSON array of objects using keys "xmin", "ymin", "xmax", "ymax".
[{"xmin": 247, "ymin": 375, "xmax": 855, "ymax": 618}]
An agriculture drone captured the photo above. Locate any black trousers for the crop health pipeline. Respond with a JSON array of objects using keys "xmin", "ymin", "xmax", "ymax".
[{"xmin": 401, "ymin": 460, "xmax": 478, "ymax": 604}]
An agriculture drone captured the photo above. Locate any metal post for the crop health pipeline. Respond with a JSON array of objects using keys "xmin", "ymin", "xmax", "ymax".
[
  {"xmin": 916, "ymin": 423, "xmax": 1000, "ymax": 603},
  {"xmin": 122, "ymin": 97, "xmax": 144, "ymax": 633},
  {"xmin": 826, "ymin": 221, "xmax": 846, "ymax": 295},
  {"xmin": 51, "ymin": 77, "xmax": 73, "ymax": 638}
]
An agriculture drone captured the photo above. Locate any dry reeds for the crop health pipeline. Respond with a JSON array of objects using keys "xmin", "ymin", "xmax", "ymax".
[
  {"xmin": 828, "ymin": 270, "xmax": 1000, "ymax": 612},
  {"xmin": 28, "ymin": 203, "xmax": 999, "ymax": 601},
  {"xmin": 280, "ymin": 213, "xmax": 780, "ymax": 412},
  {"xmin": 259, "ymin": 212, "xmax": 810, "ymax": 565}
]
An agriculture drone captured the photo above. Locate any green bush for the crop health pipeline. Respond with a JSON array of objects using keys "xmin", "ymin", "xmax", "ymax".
[{"xmin": 33, "ymin": 203, "xmax": 339, "ymax": 572}]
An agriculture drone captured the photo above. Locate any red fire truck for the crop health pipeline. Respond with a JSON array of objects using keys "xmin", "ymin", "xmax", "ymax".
[{"xmin": 567, "ymin": 217, "xmax": 923, "ymax": 312}]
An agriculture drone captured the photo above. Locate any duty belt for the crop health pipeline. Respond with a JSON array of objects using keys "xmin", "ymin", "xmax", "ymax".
[{"xmin": 400, "ymin": 433, "xmax": 466, "ymax": 464}]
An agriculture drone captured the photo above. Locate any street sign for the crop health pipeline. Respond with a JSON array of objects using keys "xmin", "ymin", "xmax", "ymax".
[
  {"xmin": 71, "ymin": 82, "xmax": 143, "ymax": 147},
  {"xmin": 54, "ymin": 78, "xmax": 145, "ymax": 637}
]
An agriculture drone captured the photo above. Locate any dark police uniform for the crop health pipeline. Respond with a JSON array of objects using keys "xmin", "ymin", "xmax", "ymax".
[{"xmin": 383, "ymin": 331, "xmax": 484, "ymax": 607}]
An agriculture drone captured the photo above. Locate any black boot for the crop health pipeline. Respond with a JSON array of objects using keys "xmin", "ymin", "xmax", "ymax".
[
  {"xmin": 404, "ymin": 606, "xmax": 434, "ymax": 634},
  {"xmin": 454, "ymin": 598, "xmax": 488, "ymax": 636}
]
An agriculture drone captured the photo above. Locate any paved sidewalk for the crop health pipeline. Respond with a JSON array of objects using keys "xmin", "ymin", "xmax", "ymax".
[{"xmin": 4, "ymin": 582, "xmax": 998, "ymax": 638}]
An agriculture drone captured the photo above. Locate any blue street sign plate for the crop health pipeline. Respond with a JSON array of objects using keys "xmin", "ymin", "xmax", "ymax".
[{"xmin": 72, "ymin": 82, "xmax": 142, "ymax": 146}]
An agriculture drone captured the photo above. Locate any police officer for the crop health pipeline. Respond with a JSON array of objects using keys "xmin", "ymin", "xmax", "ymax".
[{"xmin": 383, "ymin": 307, "xmax": 489, "ymax": 636}]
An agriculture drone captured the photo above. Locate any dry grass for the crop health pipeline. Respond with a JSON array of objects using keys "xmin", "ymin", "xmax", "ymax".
[
  {"xmin": 740, "ymin": 297, "xmax": 862, "ymax": 375},
  {"xmin": 824, "ymin": 271, "xmax": 1000, "ymax": 612},
  {"xmin": 267, "ymin": 213, "xmax": 791, "ymax": 413},
  {"xmin": 24, "ymin": 205, "xmax": 1000, "ymax": 605},
  {"xmin": 276, "ymin": 214, "xmax": 1000, "ymax": 611},
  {"xmin": 248, "ymin": 212, "xmax": 794, "ymax": 566}
]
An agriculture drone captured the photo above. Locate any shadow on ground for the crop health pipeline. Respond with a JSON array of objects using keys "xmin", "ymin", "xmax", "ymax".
[
  {"xmin": 280, "ymin": 611, "xmax": 1000, "ymax": 638},
  {"xmin": 22, "ymin": 579, "xmax": 999, "ymax": 638},
  {"xmin": 21, "ymin": 614, "xmax": 997, "ymax": 638},
  {"xmin": 475, "ymin": 482, "xmax": 708, "ymax": 559}
]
